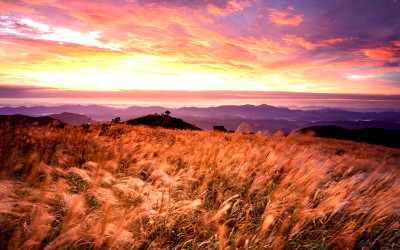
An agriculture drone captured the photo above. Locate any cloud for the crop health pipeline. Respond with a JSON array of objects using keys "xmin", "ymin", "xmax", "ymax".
[
  {"xmin": 1, "ymin": 85, "xmax": 399, "ymax": 101},
  {"xmin": 363, "ymin": 46, "xmax": 399, "ymax": 61},
  {"xmin": 392, "ymin": 41, "xmax": 400, "ymax": 47},
  {"xmin": 0, "ymin": 1, "xmax": 36, "ymax": 15},
  {"xmin": 207, "ymin": 0, "xmax": 251, "ymax": 16},
  {"xmin": 380, "ymin": 71, "xmax": 400, "ymax": 82},
  {"xmin": 283, "ymin": 35, "xmax": 347, "ymax": 50},
  {"xmin": 213, "ymin": 43, "xmax": 256, "ymax": 61},
  {"xmin": 269, "ymin": 10, "xmax": 303, "ymax": 26},
  {"xmin": 1, "ymin": 0, "xmax": 400, "ymax": 96},
  {"xmin": 0, "ymin": 16, "xmax": 120, "ymax": 50},
  {"xmin": 60, "ymin": 1, "xmax": 201, "ymax": 30},
  {"xmin": 20, "ymin": 0, "xmax": 58, "ymax": 4},
  {"xmin": 0, "ymin": 84, "xmax": 55, "ymax": 98},
  {"xmin": 38, "ymin": 28, "xmax": 119, "ymax": 50}
]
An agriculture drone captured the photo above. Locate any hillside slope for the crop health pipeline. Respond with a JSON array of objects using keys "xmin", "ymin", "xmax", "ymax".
[
  {"xmin": 125, "ymin": 114, "xmax": 202, "ymax": 130},
  {"xmin": 0, "ymin": 124, "xmax": 399, "ymax": 249},
  {"xmin": 49, "ymin": 112, "xmax": 96, "ymax": 125},
  {"xmin": 0, "ymin": 114, "xmax": 65, "ymax": 127},
  {"xmin": 300, "ymin": 125, "xmax": 400, "ymax": 148}
]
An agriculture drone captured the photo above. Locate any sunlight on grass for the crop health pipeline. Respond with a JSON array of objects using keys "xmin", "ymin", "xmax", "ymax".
[{"xmin": 0, "ymin": 123, "xmax": 399, "ymax": 249}]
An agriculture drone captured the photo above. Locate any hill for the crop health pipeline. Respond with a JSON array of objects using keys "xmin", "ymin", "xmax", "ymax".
[
  {"xmin": 125, "ymin": 114, "xmax": 202, "ymax": 130},
  {"xmin": 49, "ymin": 112, "xmax": 96, "ymax": 125},
  {"xmin": 0, "ymin": 124, "xmax": 399, "ymax": 249},
  {"xmin": 0, "ymin": 114, "xmax": 65, "ymax": 127},
  {"xmin": 300, "ymin": 125, "xmax": 400, "ymax": 148}
]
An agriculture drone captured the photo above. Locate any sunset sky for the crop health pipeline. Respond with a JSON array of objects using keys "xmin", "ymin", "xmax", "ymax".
[{"xmin": 1, "ymin": 0, "xmax": 400, "ymax": 107}]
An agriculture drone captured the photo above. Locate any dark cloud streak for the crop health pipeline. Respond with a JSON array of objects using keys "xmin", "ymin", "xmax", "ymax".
[{"xmin": 1, "ymin": 85, "xmax": 399, "ymax": 101}]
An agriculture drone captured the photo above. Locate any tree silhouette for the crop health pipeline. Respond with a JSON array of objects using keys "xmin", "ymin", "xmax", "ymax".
[
  {"xmin": 213, "ymin": 126, "xmax": 227, "ymax": 132},
  {"xmin": 112, "ymin": 117, "xmax": 121, "ymax": 123},
  {"xmin": 165, "ymin": 110, "xmax": 171, "ymax": 116}
]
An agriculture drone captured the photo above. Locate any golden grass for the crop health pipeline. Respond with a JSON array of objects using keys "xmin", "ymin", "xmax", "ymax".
[{"xmin": 0, "ymin": 123, "xmax": 400, "ymax": 249}]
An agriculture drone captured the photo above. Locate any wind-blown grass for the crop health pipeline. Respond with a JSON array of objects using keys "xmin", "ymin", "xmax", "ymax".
[{"xmin": 0, "ymin": 123, "xmax": 399, "ymax": 249}]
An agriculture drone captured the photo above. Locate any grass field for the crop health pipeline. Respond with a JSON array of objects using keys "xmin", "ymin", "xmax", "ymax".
[{"xmin": 1, "ymin": 123, "xmax": 400, "ymax": 249}]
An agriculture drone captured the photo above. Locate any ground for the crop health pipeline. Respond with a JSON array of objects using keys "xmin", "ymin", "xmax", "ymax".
[{"xmin": 0, "ymin": 123, "xmax": 399, "ymax": 249}]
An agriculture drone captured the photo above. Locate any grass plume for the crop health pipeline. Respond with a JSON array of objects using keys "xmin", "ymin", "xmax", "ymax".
[{"xmin": 0, "ymin": 123, "xmax": 399, "ymax": 249}]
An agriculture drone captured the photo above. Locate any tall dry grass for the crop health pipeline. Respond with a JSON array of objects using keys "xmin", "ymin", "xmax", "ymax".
[{"xmin": 0, "ymin": 123, "xmax": 399, "ymax": 249}]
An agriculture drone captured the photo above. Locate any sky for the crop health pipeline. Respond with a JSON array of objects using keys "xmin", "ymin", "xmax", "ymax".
[{"xmin": 1, "ymin": 0, "xmax": 400, "ymax": 108}]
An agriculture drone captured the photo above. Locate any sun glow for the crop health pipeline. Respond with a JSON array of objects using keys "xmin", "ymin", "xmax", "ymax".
[
  {"xmin": 22, "ymin": 70, "xmax": 254, "ymax": 91},
  {"xmin": 15, "ymin": 53, "xmax": 292, "ymax": 91}
]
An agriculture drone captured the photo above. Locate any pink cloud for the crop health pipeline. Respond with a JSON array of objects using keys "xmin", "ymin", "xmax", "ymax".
[{"xmin": 61, "ymin": 1, "xmax": 200, "ymax": 32}]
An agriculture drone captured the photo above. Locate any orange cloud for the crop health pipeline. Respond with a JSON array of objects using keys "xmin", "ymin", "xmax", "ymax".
[
  {"xmin": 0, "ymin": 37, "xmax": 127, "ymax": 71},
  {"xmin": 207, "ymin": 1, "xmax": 251, "ymax": 17},
  {"xmin": 284, "ymin": 35, "xmax": 346, "ymax": 50},
  {"xmin": 0, "ymin": 1, "xmax": 36, "ymax": 15},
  {"xmin": 20, "ymin": 0, "xmax": 58, "ymax": 4},
  {"xmin": 363, "ymin": 46, "xmax": 399, "ymax": 61},
  {"xmin": 63, "ymin": 1, "xmax": 200, "ymax": 32},
  {"xmin": 2, "ymin": 0, "xmax": 399, "ymax": 96},
  {"xmin": 269, "ymin": 10, "xmax": 303, "ymax": 26},
  {"xmin": 207, "ymin": 4, "xmax": 227, "ymax": 16},
  {"xmin": 214, "ymin": 43, "xmax": 255, "ymax": 62}
]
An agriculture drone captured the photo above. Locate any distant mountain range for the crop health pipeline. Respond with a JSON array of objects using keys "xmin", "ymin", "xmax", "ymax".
[
  {"xmin": 1, "ymin": 104, "xmax": 399, "ymax": 132},
  {"xmin": 0, "ymin": 105, "xmax": 119, "ymax": 116}
]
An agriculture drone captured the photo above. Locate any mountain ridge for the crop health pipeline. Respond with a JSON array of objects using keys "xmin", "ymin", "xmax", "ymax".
[{"xmin": 1, "ymin": 104, "xmax": 399, "ymax": 132}]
